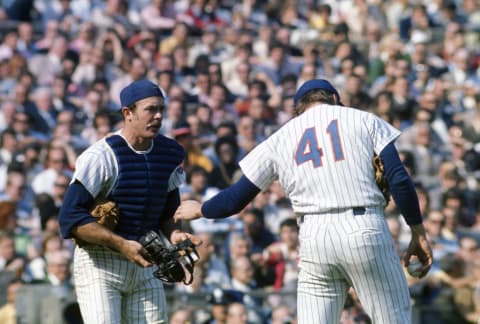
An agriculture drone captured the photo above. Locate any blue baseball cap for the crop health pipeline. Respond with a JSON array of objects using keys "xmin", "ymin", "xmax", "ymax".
[
  {"xmin": 294, "ymin": 79, "xmax": 340, "ymax": 105},
  {"xmin": 120, "ymin": 79, "xmax": 165, "ymax": 107}
]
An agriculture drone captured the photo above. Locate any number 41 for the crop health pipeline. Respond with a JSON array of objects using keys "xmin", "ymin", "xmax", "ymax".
[{"xmin": 294, "ymin": 120, "xmax": 345, "ymax": 167}]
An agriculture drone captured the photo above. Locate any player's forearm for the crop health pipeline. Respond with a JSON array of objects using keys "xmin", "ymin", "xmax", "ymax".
[
  {"xmin": 201, "ymin": 175, "xmax": 261, "ymax": 219},
  {"xmin": 72, "ymin": 222, "xmax": 126, "ymax": 251},
  {"xmin": 58, "ymin": 181, "xmax": 96, "ymax": 239},
  {"xmin": 389, "ymin": 178, "xmax": 423, "ymax": 225},
  {"xmin": 380, "ymin": 143, "xmax": 422, "ymax": 225}
]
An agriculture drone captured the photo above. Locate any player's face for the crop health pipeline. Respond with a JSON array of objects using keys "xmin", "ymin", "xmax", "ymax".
[
  {"xmin": 281, "ymin": 225, "xmax": 299, "ymax": 248},
  {"xmin": 128, "ymin": 96, "xmax": 165, "ymax": 139}
]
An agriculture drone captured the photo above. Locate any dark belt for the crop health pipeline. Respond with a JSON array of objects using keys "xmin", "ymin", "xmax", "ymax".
[
  {"xmin": 353, "ymin": 207, "xmax": 366, "ymax": 215},
  {"xmin": 297, "ymin": 207, "xmax": 366, "ymax": 224}
]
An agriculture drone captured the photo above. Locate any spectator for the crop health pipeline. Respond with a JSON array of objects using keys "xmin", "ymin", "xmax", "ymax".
[
  {"xmin": 0, "ymin": 278, "xmax": 24, "ymax": 324},
  {"xmin": 158, "ymin": 21, "xmax": 190, "ymax": 56},
  {"xmin": 0, "ymin": 231, "xmax": 25, "ymax": 279},
  {"xmin": 162, "ymin": 98, "xmax": 186, "ymax": 138},
  {"xmin": 228, "ymin": 256, "xmax": 263, "ymax": 322},
  {"xmin": 28, "ymin": 35, "xmax": 68, "ymax": 86},
  {"xmin": 237, "ymin": 115, "xmax": 263, "ymax": 156},
  {"xmin": 0, "ymin": 169, "xmax": 36, "ymax": 231},
  {"xmin": 69, "ymin": 21, "xmax": 96, "ymax": 54},
  {"xmin": 31, "ymin": 249, "xmax": 72, "ymax": 289},
  {"xmin": 188, "ymin": 27, "xmax": 224, "ymax": 67},
  {"xmin": 90, "ymin": 0, "xmax": 134, "ymax": 37},
  {"xmin": 80, "ymin": 109, "xmax": 114, "ymax": 145},
  {"xmin": 208, "ymin": 136, "xmax": 240, "ymax": 190},
  {"xmin": 263, "ymin": 218, "xmax": 299, "ymax": 307},
  {"xmin": 226, "ymin": 62, "xmax": 251, "ymax": 99},
  {"xmin": 109, "ymin": 56, "xmax": 147, "ymax": 108},
  {"xmin": 140, "ymin": 0, "xmax": 177, "ymax": 34},
  {"xmin": 179, "ymin": 0, "xmax": 226, "ymax": 33},
  {"xmin": 204, "ymin": 288, "xmax": 231, "ymax": 324},
  {"xmin": 192, "ymin": 231, "xmax": 231, "ymax": 288},
  {"xmin": 270, "ymin": 304, "xmax": 296, "ymax": 324},
  {"xmin": 256, "ymin": 42, "xmax": 301, "ymax": 86},
  {"xmin": 27, "ymin": 87, "xmax": 57, "ymax": 136},
  {"xmin": 225, "ymin": 302, "xmax": 248, "ymax": 324},
  {"xmin": 174, "ymin": 122, "xmax": 214, "ymax": 173},
  {"xmin": 239, "ymin": 208, "xmax": 276, "ymax": 258},
  {"xmin": 181, "ymin": 165, "xmax": 218, "ymax": 202},
  {"xmin": 343, "ymin": 73, "xmax": 373, "ymax": 110},
  {"xmin": 31, "ymin": 145, "xmax": 73, "ymax": 196},
  {"xmin": 170, "ymin": 306, "xmax": 195, "ymax": 324},
  {"xmin": 458, "ymin": 236, "xmax": 478, "ymax": 262}
]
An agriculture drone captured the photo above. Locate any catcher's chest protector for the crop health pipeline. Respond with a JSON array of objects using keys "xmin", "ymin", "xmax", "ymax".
[{"xmin": 106, "ymin": 135, "xmax": 184, "ymax": 240}]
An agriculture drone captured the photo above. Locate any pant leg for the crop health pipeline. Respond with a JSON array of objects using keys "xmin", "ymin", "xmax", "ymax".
[
  {"xmin": 297, "ymin": 215, "xmax": 350, "ymax": 324},
  {"xmin": 73, "ymin": 246, "xmax": 125, "ymax": 324},
  {"xmin": 335, "ymin": 212, "xmax": 412, "ymax": 324},
  {"xmin": 121, "ymin": 267, "xmax": 168, "ymax": 324}
]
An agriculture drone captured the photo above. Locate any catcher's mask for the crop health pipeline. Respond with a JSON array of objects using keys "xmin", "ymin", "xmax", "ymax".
[{"xmin": 139, "ymin": 231, "xmax": 199, "ymax": 285}]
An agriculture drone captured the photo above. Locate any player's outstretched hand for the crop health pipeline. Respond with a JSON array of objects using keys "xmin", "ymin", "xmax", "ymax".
[
  {"xmin": 174, "ymin": 200, "xmax": 203, "ymax": 222},
  {"xmin": 403, "ymin": 224, "xmax": 433, "ymax": 278}
]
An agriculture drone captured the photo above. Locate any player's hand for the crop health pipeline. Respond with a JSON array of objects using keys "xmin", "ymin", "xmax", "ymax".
[
  {"xmin": 403, "ymin": 224, "xmax": 433, "ymax": 278},
  {"xmin": 174, "ymin": 200, "xmax": 203, "ymax": 222},
  {"xmin": 119, "ymin": 239, "xmax": 153, "ymax": 268},
  {"xmin": 170, "ymin": 229, "xmax": 202, "ymax": 246}
]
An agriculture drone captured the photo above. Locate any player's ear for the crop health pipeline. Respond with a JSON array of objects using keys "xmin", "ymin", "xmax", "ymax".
[
  {"xmin": 121, "ymin": 106, "xmax": 132, "ymax": 121},
  {"xmin": 334, "ymin": 94, "xmax": 344, "ymax": 106}
]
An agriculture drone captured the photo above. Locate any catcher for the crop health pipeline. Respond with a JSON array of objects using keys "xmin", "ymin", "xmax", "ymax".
[{"xmin": 58, "ymin": 79, "xmax": 201, "ymax": 324}]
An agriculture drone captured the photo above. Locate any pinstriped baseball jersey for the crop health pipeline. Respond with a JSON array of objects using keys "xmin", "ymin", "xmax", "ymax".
[
  {"xmin": 239, "ymin": 104, "xmax": 400, "ymax": 213},
  {"xmin": 72, "ymin": 131, "xmax": 184, "ymax": 199}
]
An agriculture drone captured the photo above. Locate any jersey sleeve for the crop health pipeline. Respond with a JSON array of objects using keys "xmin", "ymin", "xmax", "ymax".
[
  {"xmin": 168, "ymin": 165, "xmax": 185, "ymax": 191},
  {"xmin": 367, "ymin": 114, "xmax": 402, "ymax": 154},
  {"xmin": 72, "ymin": 140, "xmax": 116, "ymax": 198},
  {"xmin": 238, "ymin": 141, "xmax": 277, "ymax": 191}
]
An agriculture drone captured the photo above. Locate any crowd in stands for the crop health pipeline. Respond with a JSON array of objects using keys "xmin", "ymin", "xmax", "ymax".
[{"xmin": 0, "ymin": 0, "xmax": 479, "ymax": 323}]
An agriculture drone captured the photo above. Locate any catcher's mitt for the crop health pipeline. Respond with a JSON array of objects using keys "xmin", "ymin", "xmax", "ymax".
[
  {"xmin": 373, "ymin": 153, "xmax": 390, "ymax": 203},
  {"xmin": 73, "ymin": 199, "xmax": 119, "ymax": 246},
  {"xmin": 90, "ymin": 199, "xmax": 119, "ymax": 231}
]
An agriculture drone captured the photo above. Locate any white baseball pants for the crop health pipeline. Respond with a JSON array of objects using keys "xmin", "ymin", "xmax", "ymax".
[
  {"xmin": 297, "ymin": 207, "xmax": 411, "ymax": 324},
  {"xmin": 73, "ymin": 245, "xmax": 168, "ymax": 324}
]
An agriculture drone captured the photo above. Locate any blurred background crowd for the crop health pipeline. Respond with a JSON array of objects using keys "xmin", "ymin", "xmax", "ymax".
[{"xmin": 0, "ymin": 0, "xmax": 479, "ymax": 323}]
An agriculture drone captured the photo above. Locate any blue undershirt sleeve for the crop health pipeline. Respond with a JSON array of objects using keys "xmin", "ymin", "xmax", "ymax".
[
  {"xmin": 163, "ymin": 188, "xmax": 180, "ymax": 219},
  {"xmin": 58, "ymin": 181, "xmax": 96, "ymax": 239},
  {"xmin": 201, "ymin": 176, "xmax": 261, "ymax": 219},
  {"xmin": 380, "ymin": 143, "xmax": 423, "ymax": 225}
]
